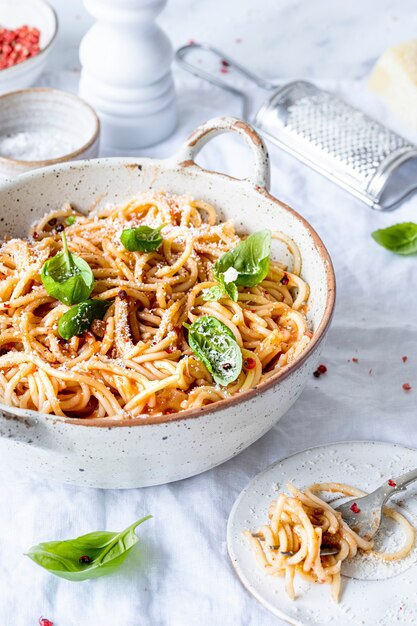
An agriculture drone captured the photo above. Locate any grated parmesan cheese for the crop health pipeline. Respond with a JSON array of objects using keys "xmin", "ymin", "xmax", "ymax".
[
  {"xmin": 223, "ymin": 267, "xmax": 239, "ymax": 283},
  {"xmin": 0, "ymin": 131, "xmax": 78, "ymax": 162}
]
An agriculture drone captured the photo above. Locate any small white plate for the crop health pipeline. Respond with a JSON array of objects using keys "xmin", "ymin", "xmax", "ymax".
[{"xmin": 227, "ymin": 441, "xmax": 417, "ymax": 626}]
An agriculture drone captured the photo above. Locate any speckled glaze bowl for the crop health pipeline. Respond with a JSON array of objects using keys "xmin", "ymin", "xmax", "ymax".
[
  {"xmin": 0, "ymin": 88, "xmax": 100, "ymax": 179},
  {"xmin": 0, "ymin": 117, "xmax": 335, "ymax": 488}
]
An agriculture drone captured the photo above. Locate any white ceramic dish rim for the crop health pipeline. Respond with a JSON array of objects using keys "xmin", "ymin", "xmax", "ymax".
[
  {"xmin": 0, "ymin": 0, "xmax": 58, "ymax": 77},
  {"xmin": 0, "ymin": 87, "xmax": 100, "ymax": 167},
  {"xmin": 226, "ymin": 439, "xmax": 417, "ymax": 626},
  {"xmin": 0, "ymin": 116, "xmax": 336, "ymax": 428}
]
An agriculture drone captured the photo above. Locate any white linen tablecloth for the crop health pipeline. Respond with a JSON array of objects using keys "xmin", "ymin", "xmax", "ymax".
[{"xmin": 1, "ymin": 68, "xmax": 417, "ymax": 626}]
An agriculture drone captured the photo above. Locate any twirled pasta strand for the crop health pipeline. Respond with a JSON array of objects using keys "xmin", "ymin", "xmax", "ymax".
[{"xmin": 245, "ymin": 482, "xmax": 415, "ymax": 601}]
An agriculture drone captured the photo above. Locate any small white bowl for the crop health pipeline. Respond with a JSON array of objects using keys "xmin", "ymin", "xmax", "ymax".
[
  {"xmin": 0, "ymin": 0, "xmax": 58, "ymax": 94},
  {"xmin": 0, "ymin": 88, "xmax": 100, "ymax": 178}
]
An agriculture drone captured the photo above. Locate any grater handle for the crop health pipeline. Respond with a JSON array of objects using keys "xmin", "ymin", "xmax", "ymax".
[
  {"xmin": 171, "ymin": 116, "xmax": 270, "ymax": 190},
  {"xmin": 176, "ymin": 43, "xmax": 277, "ymax": 119}
]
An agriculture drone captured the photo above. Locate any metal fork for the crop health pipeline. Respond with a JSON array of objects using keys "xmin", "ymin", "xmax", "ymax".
[
  {"xmin": 312, "ymin": 469, "xmax": 417, "ymax": 556},
  {"xmin": 317, "ymin": 468, "xmax": 417, "ymax": 556},
  {"xmin": 335, "ymin": 468, "xmax": 417, "ymax": 541}
]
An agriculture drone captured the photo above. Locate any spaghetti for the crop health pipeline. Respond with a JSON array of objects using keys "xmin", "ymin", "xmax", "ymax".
[
  {"xmin": 0, "ymin": 192, "xmax": 310, "ymax": 419},
  {"xmin": 244, "ymin": 482, "xmax": 415, "ymax": 601}
]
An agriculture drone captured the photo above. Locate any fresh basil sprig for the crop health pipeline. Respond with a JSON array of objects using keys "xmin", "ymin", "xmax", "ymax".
[
  {"xmin": 58, "ymin": 299, "xmax": 111, "ymax": 340},
  {"xmin": 203, "ymin": 272, "xmax": 238, "ymax": 302},
  {"xmin": 203, "ymin": 230, "xmax": 272, "ymax": 302},
  {"xmin": 25, "ymin": 516, "xmax": 152, "ymax": 582},
  {"xmin": 120, "ymin": 224, "xmax": 166, "ymax": 252},
  {"xmin": 372, "ymin": 222, "xmax": 417, "ymax": 255},
  {"xmin": 41, "ymin": 232, "xmax": 94, "ymax": 305},
  {"xmin": 184, "ymin": 315, "xmax": 242, "ymax": 386}
]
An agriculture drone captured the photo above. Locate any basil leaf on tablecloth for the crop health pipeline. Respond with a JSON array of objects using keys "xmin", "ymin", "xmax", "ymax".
[
  {"xmin": 372, "ymin": 222, "xmax": 417, "ymax": 255},
  {"xmin": 26, "ymin": 516, "xmax": 152, "ymax": 581}
]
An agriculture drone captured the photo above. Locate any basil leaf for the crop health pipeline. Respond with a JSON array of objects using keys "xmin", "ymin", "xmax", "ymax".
[
  {"xmin": 120, "ymin": 224, "xmax": 165, "ymax": 252},
  {"xmin": 225, "ymin": 282, "xmax": 239, "ymax": 301},
  {"xmin": 58, "ymin": 299, "xmax": 111, "ymax": 340},
  {"xmin": 41, "ymin": 232, "xmax": 94, "ymax": 305},
  {"xmin": 203, "ymin": 284, "xmax": 226, "ymax": 301},
  {"xmin": 185, "ymin": 315, "xmax": 242, "ymax": 385},
  {"xmin": 214, "ymin": 230, "xmax": 271, "ymax": 288},
  {"xmin": 25, "ymin": 516, "xmax": 151, "ymax": 582},
  {"xmin": 372, "ymin": 222, "xmax": 417, "ymax": 255},
  {"xmin": 203, "ymin": 278, "xmax": 238, "ymax": 302},
  {"xmin": 65, "ymin": 216, "xmax": 77, "ymax": 225},
  {"xmin": 205, "ymin": 230, "xmax": 272, "ymax": 302}
]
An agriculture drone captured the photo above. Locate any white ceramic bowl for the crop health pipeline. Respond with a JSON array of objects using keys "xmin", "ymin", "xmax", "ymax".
[
  {"xmin": 0, "ymin": 0, "xmax": 58, "ymax": 93},
  {"xmin": 0, "ymin": 88, "xmax": 100, "ymax": 178},
  {"xmin": 0, "ymin": 117, "xmax": 335, "ymax": 488}
]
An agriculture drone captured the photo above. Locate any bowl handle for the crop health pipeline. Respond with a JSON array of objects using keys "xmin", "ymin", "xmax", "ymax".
[{"xmin": 170, "ymin": 116, "xmax": 270, "ymax": 190}]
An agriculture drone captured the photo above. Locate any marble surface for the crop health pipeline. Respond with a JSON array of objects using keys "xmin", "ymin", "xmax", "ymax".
[
  {"xmin": 2, "ymin": 1, "xmax": 417, "ymax": 625},
  {"xmin": 49, "ymin": 0, "xmax": 417, "ymax": 80}
]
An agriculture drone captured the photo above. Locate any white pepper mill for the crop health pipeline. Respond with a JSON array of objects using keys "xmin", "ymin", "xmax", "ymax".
[{"xmin": 79, "ymin": 0, "xmax": 177, "ymax": 152}]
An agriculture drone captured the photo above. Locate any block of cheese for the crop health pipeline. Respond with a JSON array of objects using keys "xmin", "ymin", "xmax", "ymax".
[{"xmin": 369, "ymin": 39, "xmax": 417, "ymax": 129}]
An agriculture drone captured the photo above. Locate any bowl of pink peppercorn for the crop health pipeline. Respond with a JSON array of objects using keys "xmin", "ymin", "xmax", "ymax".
[{"xmin": 0, "ymin": 0, "xmax": 58, "ymax": 94}]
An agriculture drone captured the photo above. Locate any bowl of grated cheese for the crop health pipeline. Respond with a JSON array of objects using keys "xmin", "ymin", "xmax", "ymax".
[{"xmin": 0, "ymin": 87, "xmax": 100, "ymax": 179}]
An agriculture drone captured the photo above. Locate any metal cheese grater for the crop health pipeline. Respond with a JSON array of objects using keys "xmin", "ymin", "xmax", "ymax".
[{"xmin": 176, "ymin": 43, "xmax": 417, "ymax": 210}]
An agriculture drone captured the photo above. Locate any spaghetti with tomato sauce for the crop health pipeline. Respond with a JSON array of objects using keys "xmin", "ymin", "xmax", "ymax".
[
  {"xmin": 0, "ymin": 192, "xmax": 311, "ymax": 419},
  {"xmin": 244, "ymin": 483, "xmax": 415, "ymax": 601}
]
